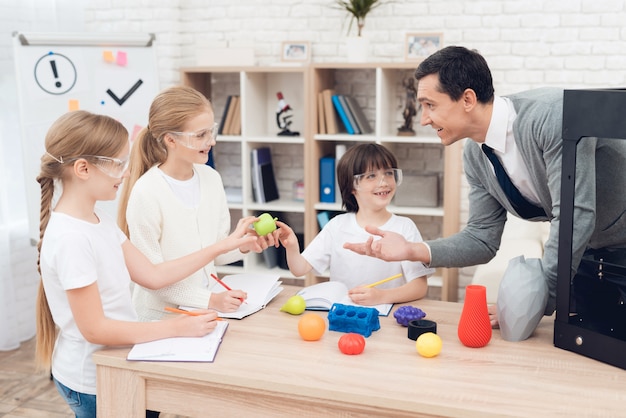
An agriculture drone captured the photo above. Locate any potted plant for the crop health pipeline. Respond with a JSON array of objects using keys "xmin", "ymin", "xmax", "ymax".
[
  {"xmin": 334, "ymin": 0, "xmax": 386, "ymax": 37},
  {"xmin": 333, "ymin": 0, "xmax": 388, "ymax": 62}
]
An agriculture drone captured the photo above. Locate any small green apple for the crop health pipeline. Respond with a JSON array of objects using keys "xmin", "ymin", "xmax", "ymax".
[{"xmin": 254, "ymin": 213, "xmax": 278, "ymax": 236}]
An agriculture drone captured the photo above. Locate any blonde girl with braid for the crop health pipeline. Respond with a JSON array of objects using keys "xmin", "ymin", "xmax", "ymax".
[{"xmin": 36, "ymin": 110, "xmax": 259, "ymax": 418}]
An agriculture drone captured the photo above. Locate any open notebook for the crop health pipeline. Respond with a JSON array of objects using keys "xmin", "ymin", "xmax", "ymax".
[
  {"xmin": 296, "ymin": 281, "xmax": 393, "ymax": 316},
  {"xmin": 181, "ymin": 273, "xmax": 283, "ymax": 319},
  {"xmin": 127, "ymin": 320, "xmax": 228, "ymax": 362}
]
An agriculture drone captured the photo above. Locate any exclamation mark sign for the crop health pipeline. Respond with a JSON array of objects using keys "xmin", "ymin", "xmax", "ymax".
[{"xmin": 50, "ymin": 60, "xmax": 61, "ymax": 88}]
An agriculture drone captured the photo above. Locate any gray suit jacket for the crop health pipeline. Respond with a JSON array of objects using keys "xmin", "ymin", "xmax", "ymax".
[{"xmin": 428, "ymin": 87, "xmax": 626, "ymax": 313}]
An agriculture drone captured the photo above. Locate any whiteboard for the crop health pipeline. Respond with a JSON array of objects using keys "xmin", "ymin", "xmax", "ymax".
[{"xmin": 12, "ymin": 32, "xmax": 159, "ymax": 243}]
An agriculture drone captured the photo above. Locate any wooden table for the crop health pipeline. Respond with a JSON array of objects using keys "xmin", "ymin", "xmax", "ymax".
[{"xmin": 94, "ymin": 286, "xmax": 626, "ymax": 417}]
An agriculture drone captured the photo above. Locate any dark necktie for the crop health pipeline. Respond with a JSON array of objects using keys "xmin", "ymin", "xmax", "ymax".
[{"xmin": 481, "ymin": 144, "xmax": 546, "ymax": 219}]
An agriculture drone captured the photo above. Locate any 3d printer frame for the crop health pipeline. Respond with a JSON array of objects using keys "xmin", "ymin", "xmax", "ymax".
[{"xmin": 556, "ymin": 88, "xmax": 626, "ymax": 370}]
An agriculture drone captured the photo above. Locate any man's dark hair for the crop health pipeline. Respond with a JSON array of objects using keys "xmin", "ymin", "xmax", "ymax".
[{"xmin": 414, "ymin": 46, "xmax": 495, "ymax": 104}]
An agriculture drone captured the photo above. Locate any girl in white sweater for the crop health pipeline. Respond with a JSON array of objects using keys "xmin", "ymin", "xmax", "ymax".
[{"xmin": 118, "ymin": 86, "xmax": 275, "ymax": 321}]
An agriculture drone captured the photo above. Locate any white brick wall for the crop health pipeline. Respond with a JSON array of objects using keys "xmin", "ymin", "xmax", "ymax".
[
  {"xmin": 3, "ymin": 0, "xmax": 626, "ymax": 303},
  {"xmin": 77, "ymin": 0, "xmax": 626, "ymax": 91}
]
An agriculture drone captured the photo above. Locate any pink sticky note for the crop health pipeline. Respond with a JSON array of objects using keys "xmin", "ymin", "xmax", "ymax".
[
  {"xmin": 103, "ymin": 50, "xmax": 115, "ymax": 63},
  {"xmin": 68, "ymin": 99, "xmax": 79, "ymax": 111},
  {"xmin": 116, "ymin": 51, "xmax": 127, "ymax": 66},
  {"xmin": 130, "ymin": 124, "xmax": 143, "ymax": 142}
]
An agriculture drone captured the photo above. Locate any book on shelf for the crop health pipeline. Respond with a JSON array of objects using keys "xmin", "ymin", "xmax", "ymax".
[
  {"xmin": 206, "ymin": 148, "xmax": 215, "ymax": 168},
  {"xmin": 317, "ymin": 211, "xmax": 341, "ymax": 230},
  {"xmin": 262, "ymin": 245, "xmax": 279, "ymax": 268},
  {"xmin": 322, "ymin": 89, "xmax": 339, "ymax": 134},
  {"xmin": 222, "ymin": 95, "xmax": 239, "ymax": 135},
  {"xmin": 317, "ymin": 211, "xmax": 331, "ymax": 229},
  {"xmin": 218, "ymin": 95, "xmax": 233, "ymax": 135},
  {"xmin": 296, "ymin": 281, "xmax": 393, "ymax": 316},
  {"xmin": 127, "ymin": 320, "xmax": 228, "ymax": 362},
  {"xmin": 331, "ymin": 94, "xmax": 355, "ymax": 134},
  {"xmin": 338, "ymin": 95, "xmax": 360, "ymax": 134},
  {"xmin": 251, "ymin": 147, "xmax": 279, "ymax": 203},
  {"xmin": 319, "ymin": 156, "xmax": 335, "ymax": 203},
  {"xmin": 230, "ymin": 96, "xmax": 242, "ymax": 135},
  {"xmin": 224, "ymin": 187, "xmax": 243, "ymax": 204},
  {"xmin": 343, "ymin": 95, "xmax": 373, "ymax": 134},
  {"xmin": 335, "ymin": 144, "xmax": 347, "ymax": 204},
  {"xmin": 317, "ymin": 91, "xmax": 327, "ymax": 134}
]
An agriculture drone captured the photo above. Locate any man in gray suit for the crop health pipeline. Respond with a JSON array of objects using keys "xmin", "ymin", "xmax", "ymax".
[{"xmin": 345, "ymin": 46, "xmax": 626, "ymax": 335}]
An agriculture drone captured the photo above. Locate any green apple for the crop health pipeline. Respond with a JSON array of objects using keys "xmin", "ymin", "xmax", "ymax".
[{"xmin": 254, "ymin": 213, "xmax": 278, "ymax": 236}]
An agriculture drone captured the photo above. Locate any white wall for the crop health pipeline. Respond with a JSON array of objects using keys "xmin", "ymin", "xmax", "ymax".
[
  {"xmin": 81, "ymin": 0, "xmax": 626, "ymax": 90},
  {"xmin": 3, "ymin": 0, "xmax": 626, "ymax": 299}
]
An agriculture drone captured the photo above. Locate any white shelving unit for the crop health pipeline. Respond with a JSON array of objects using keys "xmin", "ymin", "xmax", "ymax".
[
  {"xmin": 181, "ymin": 66, "xmax": 310, "ymax": 284},
  {"xmin": 182, "ymin": 63, "xmax": 462, "ymax": 300}
]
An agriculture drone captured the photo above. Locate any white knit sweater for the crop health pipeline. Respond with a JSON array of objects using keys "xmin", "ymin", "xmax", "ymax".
[{"xmin": 127, "ymin": 164, "xmax": 243, "ymax": 321}]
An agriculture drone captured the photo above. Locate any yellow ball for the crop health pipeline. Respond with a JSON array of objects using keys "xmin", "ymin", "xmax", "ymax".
[{"xmin": 416, "ymin": 332, "xmax": 442, "ymax": 358}]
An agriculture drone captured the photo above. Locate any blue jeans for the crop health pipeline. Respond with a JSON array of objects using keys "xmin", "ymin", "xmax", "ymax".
[
  {"xmin": 52, "ymin": 376, "xmax": 160, "ymax": 418},
  {"xmin": 53, "ymin": 377, "xmax": 96, "ymax": 418}
]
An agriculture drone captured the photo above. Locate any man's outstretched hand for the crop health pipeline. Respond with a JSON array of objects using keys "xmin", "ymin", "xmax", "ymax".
[{"xmin": 344, "ymin": 226, "xmax": 414, "ymax": 262}]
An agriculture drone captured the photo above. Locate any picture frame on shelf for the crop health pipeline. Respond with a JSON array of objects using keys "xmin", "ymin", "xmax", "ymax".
[
  {"xmin": 405, "ymin": 33, "xmax": 443, "ymax": 61},
  {"xmin": 281, "ymin": 41, "xmax": 311, "ymax": 63}
]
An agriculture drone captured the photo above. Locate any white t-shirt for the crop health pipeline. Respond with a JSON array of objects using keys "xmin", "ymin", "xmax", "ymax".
[
  {"xmin": 158, "ymin": 167, "xmax": 200, "ymax": 208},
  {"xmin": 302, "ymin": 212, "xmax": 435, "ymax": 289},
  {"xmin": 40, "ymin": 209, "xmax": 137, "ymax": 395}
]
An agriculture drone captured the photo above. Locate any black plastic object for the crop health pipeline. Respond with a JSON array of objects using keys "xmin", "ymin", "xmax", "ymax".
[{"xmin": 556, "ymin": 88, "xmax": 626, "ymax": 370}]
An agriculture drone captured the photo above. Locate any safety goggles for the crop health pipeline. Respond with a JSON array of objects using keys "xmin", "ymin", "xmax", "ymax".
[
  {"xmin": 84, "ymin": 155, "xmax": 130, "ymax": 178},
  {"xmin": 168, "ymin": 123, "xmax": 219, "ymax": 150},
  {"xmin": 353, "ymin": 168, "xmax": 403, "ymax": 190}
]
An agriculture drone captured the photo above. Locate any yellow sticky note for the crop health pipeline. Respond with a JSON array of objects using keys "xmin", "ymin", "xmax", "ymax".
[
  {"xmin": 68, "ymin": 99, "xmax": 79, "ymax": 111},
  {"xmin": 103, "ymin": 50, "xmax": 115, "ymax": 63}
]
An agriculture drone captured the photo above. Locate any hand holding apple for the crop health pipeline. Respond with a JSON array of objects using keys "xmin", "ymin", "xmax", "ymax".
[{"xmin": 254, "ymin": 213, "xmax": 278, "ymax": 236}]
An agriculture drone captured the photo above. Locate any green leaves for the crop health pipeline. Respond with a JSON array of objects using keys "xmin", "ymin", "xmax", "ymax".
[{"xmin": 333, "ymin": 0, "xmax": 388, "ymax": 37}]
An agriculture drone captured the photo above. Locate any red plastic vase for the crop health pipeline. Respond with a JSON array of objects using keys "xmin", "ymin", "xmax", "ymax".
[{"xmin": 457, "ymin": 285, "xmax": 492, "ymax": 348}]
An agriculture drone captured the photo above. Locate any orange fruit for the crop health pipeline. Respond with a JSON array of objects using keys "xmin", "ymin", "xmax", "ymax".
[{"xmin": 297, "ymin": 313, "xmax": 326, "ymax": 341}]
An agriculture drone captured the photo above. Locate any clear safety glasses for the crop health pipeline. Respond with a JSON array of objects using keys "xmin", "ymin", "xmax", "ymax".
[
  {"xmin": 353, "ymin": 168, "xmax": 403, "ymax": 190},
  {"xmin": 169, "ymin": 123, "xmax": 219, "ymax": 150},
  {"xmin": 84, "ymin": 156, "xmax": 130, "ymax": 178}
]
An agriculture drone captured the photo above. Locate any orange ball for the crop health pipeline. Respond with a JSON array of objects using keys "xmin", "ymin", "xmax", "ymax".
[{"xmin": 297, "ymin": 313, "xmax": 326, "ymax": 341}]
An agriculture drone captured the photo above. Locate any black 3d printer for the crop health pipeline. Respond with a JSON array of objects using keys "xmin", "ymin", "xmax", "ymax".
[{"xmin": 556, "ymin": 88, "xmax": 626, "ymax": 370}]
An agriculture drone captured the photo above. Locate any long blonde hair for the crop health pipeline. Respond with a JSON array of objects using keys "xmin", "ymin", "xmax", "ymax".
[
  {"xmin": 117, "ymin": 85, "xmax": 213, "ymax": 236},
  {"xmin": 35, "ymin": 110, "xmax": 128, "ymax": 370}
]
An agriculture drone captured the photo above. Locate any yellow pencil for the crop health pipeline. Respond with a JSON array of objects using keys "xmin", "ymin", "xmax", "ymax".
[{"xmin": 365, "ymin": 273, "xmax": 403, "ymax": 288}]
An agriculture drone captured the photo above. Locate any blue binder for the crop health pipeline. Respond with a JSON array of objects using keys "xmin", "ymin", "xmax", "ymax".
[
  {"xmin": 319, "ymin": 157, "xmax": 336, "ymax": 203},
  {"xmin": 331, "ymin": 95, "xmax": 355, "ymax": 134}
]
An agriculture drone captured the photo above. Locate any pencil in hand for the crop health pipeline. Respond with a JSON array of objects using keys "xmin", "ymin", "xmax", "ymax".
[
  {"xmin": 164, "ymin": 306, "xmax": 223, "ymax": 320},
  {"xmin": 211, "ymin": 274, "xmax": 247, "ymax": 304},
  {"xmin": 365, "ymin": 273, "xmax": 403, "ymax": 288}
]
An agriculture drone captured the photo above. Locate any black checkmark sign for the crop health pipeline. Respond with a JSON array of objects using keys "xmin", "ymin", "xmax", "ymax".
[{"xmin": 106, "ymin": 79, "xmax": 143, "ymax": 106}]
